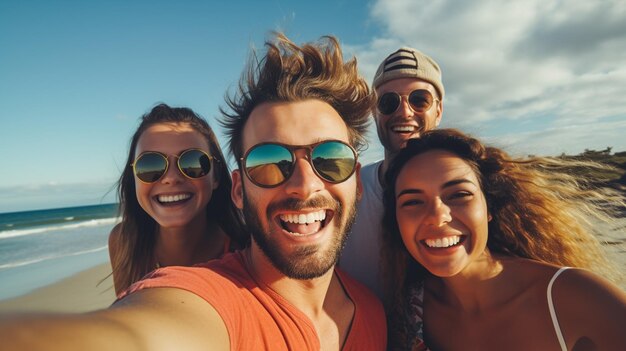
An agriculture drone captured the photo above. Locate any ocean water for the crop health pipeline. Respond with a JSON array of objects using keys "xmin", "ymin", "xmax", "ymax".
[{"xmin": 0, "ymin": 204, "xmax": 119, "ymax": 300}]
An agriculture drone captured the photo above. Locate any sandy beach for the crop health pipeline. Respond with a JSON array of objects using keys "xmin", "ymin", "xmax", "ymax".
[{"xmin": 0, "ymin": 263, "xmax": 115, "ymax": 314}]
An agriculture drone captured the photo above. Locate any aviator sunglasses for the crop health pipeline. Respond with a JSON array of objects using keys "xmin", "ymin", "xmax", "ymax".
[
  {"xmin": 132, "ymin": 148, "xmax": 214, "ymax": 183},
  {"xmin": 242, "ymin": 140, "xmax": 358, "ymax": 188},
  {"xmin": 377, "ymin": 89, "xmax": 439, "ymax": 115}
]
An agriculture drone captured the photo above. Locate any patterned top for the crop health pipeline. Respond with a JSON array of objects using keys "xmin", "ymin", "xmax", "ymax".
[{"xmin": 389, "ymin": 281, "xmax": 429, "ymax": 351}]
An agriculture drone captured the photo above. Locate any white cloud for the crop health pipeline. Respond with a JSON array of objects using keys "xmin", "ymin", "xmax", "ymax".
[{"xmin": 351, "ymin": 0, "xmax": 626, "ymax": 155}]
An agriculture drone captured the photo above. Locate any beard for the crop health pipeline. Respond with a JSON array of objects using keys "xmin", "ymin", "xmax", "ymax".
[{"xmin": 242, "ymin": 190, "xmax": 358, "ymax": 280}]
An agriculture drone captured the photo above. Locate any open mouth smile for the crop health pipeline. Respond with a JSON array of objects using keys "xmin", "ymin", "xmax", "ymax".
[
  {"xmin": 278, "ymin": 209, "xmax": 331, "ymax": 236},
  {"xmin": 391, "ymin": 125, "xmax": 417, "ymax": 134},
  {"xmin": 422, "ymin": 235, "xmax": 466, "ymax": 249},
  {"xmin": 156, "ymin": 193, "xmax": 192, "ymax": 205}
]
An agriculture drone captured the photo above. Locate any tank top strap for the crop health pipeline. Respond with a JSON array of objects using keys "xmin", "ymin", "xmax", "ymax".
[{"xmin": 547, "ymin": 266, "xmax": 571, "ymax": 351}]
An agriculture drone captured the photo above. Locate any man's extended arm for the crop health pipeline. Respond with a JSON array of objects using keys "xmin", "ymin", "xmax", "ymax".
[{"xmin": 0, "ymin": 288, "xmax": 229, "ymax": 351}]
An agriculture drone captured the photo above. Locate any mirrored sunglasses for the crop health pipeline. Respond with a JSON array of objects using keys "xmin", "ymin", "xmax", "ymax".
[
  {"xmin": 242, "ymin": 140, "xmax": 358, "ymax": 188},
  {"xmin": 132, "ymin": 148, "xmax": 213, "ymax": 183},
  {"xmin": 377, "ymin": 89, "xmax": 439, "ymax": 115}
]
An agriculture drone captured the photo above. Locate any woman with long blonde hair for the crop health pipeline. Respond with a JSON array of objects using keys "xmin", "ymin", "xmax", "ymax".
[{"xmin": 382, "ymin": 128, "xmax": 626, "ymax": 350}]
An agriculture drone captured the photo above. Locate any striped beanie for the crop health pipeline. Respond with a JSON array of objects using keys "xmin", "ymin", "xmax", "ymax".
[{"xmin": 372, "ymin": 47, "xmax": 444, "ymax": 100}]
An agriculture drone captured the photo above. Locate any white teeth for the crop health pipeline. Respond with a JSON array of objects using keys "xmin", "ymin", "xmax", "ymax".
[
  {"xmin": 425, "ymin": 236, "xmax": 461, "ymax": 248},
  {"xmin": 158, "ymin": 194, "xmax": 191, "ymax": 203},
  {"xmin": 392, "ymin": 126, "xmax": 416, "ymax": 132},
  {"xmin": 280, "ymin": 210, "xmax": 326, "ymax": 224}
]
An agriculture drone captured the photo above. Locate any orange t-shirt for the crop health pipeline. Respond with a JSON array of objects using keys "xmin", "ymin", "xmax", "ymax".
[{"xmin": 122, "ymin": 251, "xmax": 387, "ymax": 350}]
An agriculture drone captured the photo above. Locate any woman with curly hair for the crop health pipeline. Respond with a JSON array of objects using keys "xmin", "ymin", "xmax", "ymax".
[{"xmin": 382, "ymin": 128, "xmax": 626, "ymax": 350}]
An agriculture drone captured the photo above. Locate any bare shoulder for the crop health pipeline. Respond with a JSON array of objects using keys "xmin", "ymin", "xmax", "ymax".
[
  {"xmin": 553, "ymin": 268, "xmax": 626, "ymax": 305},
  {"xmin": 551, "ymin": 268, "xmax": 626, "ymax": 350},
  {"xmin": 105, "ymin": 287, "xmax": 230, "ymax": 351},
  {"xmin": 108, "ymin": 223, "xmax": 123, "ymax": 268},
  {"xmin": 108, "ymin": 222, "xmax": 123, "ymax": 250},
  {"xmin": 108, "ymin": 223, "xmax": 127, "ymax": 295}
]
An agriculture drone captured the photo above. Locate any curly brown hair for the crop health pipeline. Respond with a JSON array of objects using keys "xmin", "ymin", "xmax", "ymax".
[
  {"xmin": 220, "ymin": 32, "xmax": 374, "ymax": 162},
  {"xmin": 382, "ymin": 129, "xmax": 625, "ymax": 313}
]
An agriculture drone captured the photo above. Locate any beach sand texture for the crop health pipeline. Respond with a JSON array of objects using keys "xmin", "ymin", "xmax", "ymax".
[{"xmin": 0, "ymin": 263, "xmax": 115, "ymax": 313}]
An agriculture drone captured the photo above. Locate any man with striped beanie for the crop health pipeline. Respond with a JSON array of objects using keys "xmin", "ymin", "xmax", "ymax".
[{"xmin": 341, "ymin": 47, "xmax": 445, "ymax": 298}]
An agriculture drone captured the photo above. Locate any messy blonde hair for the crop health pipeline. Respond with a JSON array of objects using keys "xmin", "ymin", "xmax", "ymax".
[{"xmin": 220, "ymin": 32, "xmax": 373, "ymax": 162}]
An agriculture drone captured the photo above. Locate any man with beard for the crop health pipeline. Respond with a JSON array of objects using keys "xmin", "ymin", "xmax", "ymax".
[
  {"xmin": 0, "ymin": 34, "xmax": 386, "ymax": 351},
  {"xmin": 341, "ymin": 47, "xmax": 445, "ymax": 298}
]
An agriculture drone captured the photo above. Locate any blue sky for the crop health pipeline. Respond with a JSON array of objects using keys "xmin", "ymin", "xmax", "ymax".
[{"xmin": 2, "ymin": 0, "xmax": 625, "ymax": 213}]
